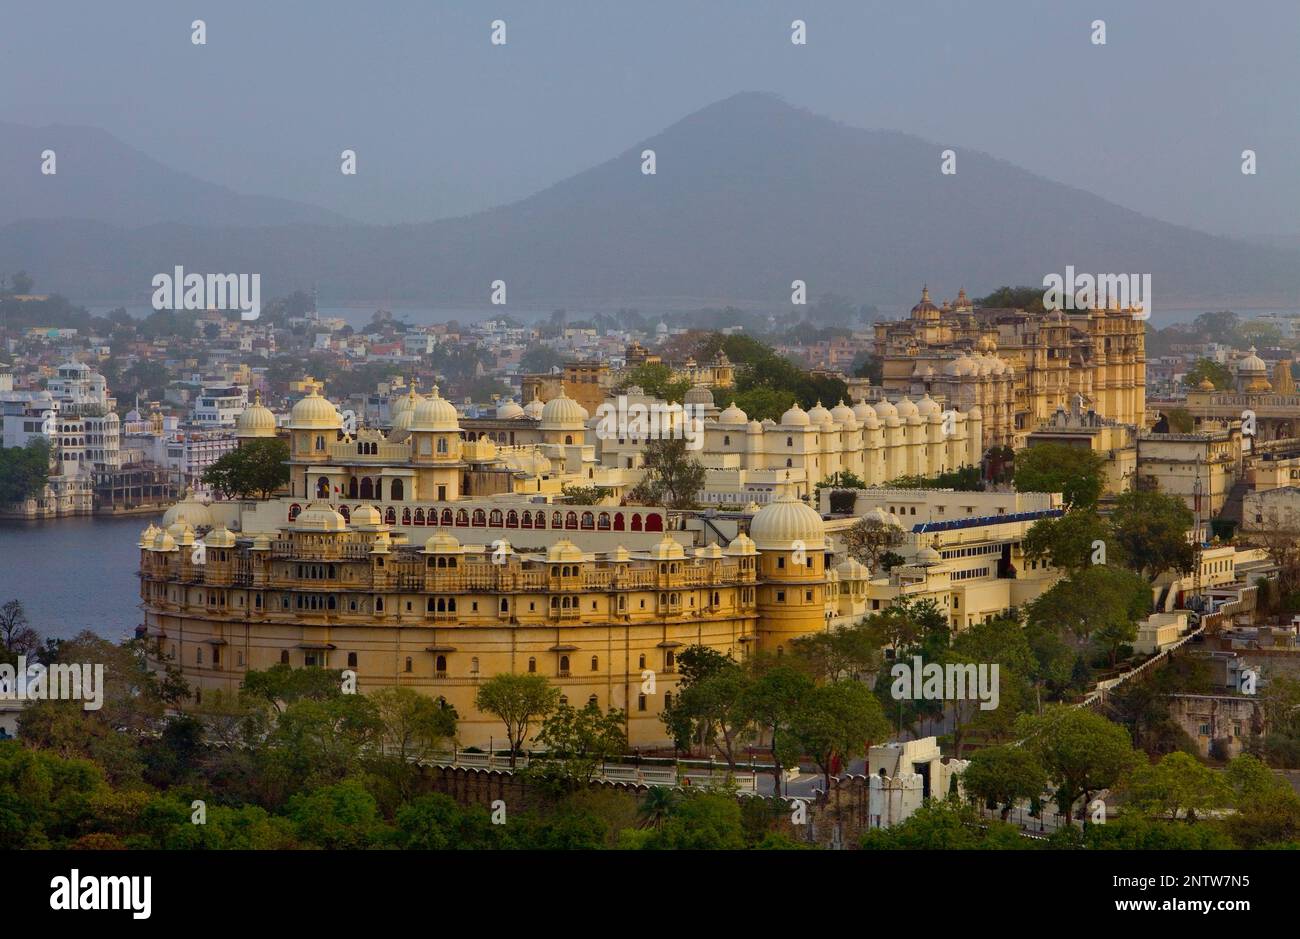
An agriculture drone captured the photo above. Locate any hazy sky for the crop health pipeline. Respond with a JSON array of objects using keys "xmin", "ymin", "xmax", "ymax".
[{"xmin": 3, "ymin": 0, "xmax": 1296, "ymax": 237}]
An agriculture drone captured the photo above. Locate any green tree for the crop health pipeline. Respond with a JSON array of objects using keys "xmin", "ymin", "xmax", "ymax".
[
  {"xmin": 842, "ymin": 515, "xmax": 904, "ymax": 571},
  {"xmin": 1013, "ymin": 443, "xmax": 1106, "ymax": 509},
  {"xmin": 961, "ymin": 746, "xmax": 1048, "ymax": 821},
  {"xmin": 787, "ymin": 680, "xmax": 890, "ymax": 791},
  {"xmin": 628, "ymin": 438, "xmax": 707, "ymax": 509},
  {"xmin": 536, "ymin": 702, "xmax": 629, "ymax": 784},
  {"xmin": 286, "ymin": 779, "xmax": 388, "ymax": 849},
  {"xmin": 1183, "ymin": 357, "xmax": 1234, "ymax": 391},
  {"xmin": 474, "ymin": 673, "xmax": 560, "ymax": 768},
  {"xmin": 1026, "ymin": 565, "xmax": 1150, "ymax": 665},
  {"xmin": 559, "ymin": 484, "xmax": 612, "ymax": 505},
  {"xmin": 1126, "ymin": 751, "xmax": 1230, "ymax": 820},
  {"xmin": 1022, "ymin": 509, "xmax": 1115, "ymax": 573},
  {"xmin": 0, "ymin": 439, "xmax": 50, "ymax": 505},
  {"xmin": 1109, "ymin": 490, "xmax": 1195, "ymax": 582},
  {"xmin": 202, "ymin": 438, "xmax": 290, "ymax": 500},
  {"xmin": 1015, "ymin": 706, "xmax": 1141, "ymax": 825}
]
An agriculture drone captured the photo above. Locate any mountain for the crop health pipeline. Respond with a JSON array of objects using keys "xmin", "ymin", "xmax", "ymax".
[
  {"xmin": 2, "ymin": 93, "xmax": 1298, "ymax": 310},
  {"xmin": 0, "ymin": 122, "xmax": 350, "ymax": 228}
]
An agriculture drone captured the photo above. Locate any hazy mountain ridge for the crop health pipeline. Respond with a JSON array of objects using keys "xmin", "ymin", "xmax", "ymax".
[{"xmin": 2, "ymin": 93, "xmax": 1298, "ymax": 310}]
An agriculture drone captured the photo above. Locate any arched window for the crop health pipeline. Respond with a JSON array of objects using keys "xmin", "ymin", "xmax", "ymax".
[
  {"xmin": 347, "ymin": 652, "xmax": 358, "ymax": 667},
  {"xmin": 414, "ymin": 508, "xmax": 425, "ymax": 525},
  {"xmin": 559, "ymin": 655, "xmax": 570, "ymax": 673},
  {"xmin": 441, "ymin": 509, "xmax": 454, "ymax": 526},
  {"xmin": 566, "ymin": 511, "xmax": 578, "ymax": 530},
  {"xmin": 456, "ymin": 509, "xmax": 470, "ymax": 526},
  {"xmin": 489, "ymin": 509, "xmax": 503, "ymax": 527},
  {"xmin": 436, "ymin": 655, "xmax": 447, "ymax": 673},
  {"xmin": 338, "ymin": 505, "xmax": 350, "ymax": 522},
  {"xmin": 665, "ymin": 650, "xmax": 676, "ymax": 669},
  {"xmin": 288, "ymin": 503, "xmax": 302, "ymax": 521},
  {"xmin": 471, "ymin": 657, "xmax": 479, "ymax": 674},
  {"xmin": 506, "ymin": 510, "xmax": 519, "ymax": 528},
  {"xmin": 598, "ymin": 512, "xmax": 610, "ymax": 530},
  {"xmin": 581, "ymin": 511, "xmax": 594, "ymax": 530},
  {"xmin": 588, "ymin": 694, "xmax": 598, "ymax": 707},
  {"xmin": 347, "ymin": 478, "xmax": 358, "ymax": 498},
  {"xmin": 535, "ymin": 511, "xmax": 547, "ymax": 529},
  {"xmin": 614, "ymin": 512, "xmax": 625, "ymax": 531},
  {"xmin": 472, "ymin": 509, "xmax": 486, "ymax": 527},
  {"xmin": 385, "ymin": 507, "xmax": 396, "ymax": 524},
  {"xmin": 528, "ymin": 657, "xmax": 536, "ymax": 673},
  {"xmin": 724, "ymin": 435, "xmax": 731, "ymax": 446},
  {"xmin": 402, "ymin": 508, "xmax": 412, "ymax": 525},
  {"xmin": 787, "ymin": 437, "xmax": 793, "ymax": 447},
  {"xmin": 786, "ymin": 458, "xmax": 793, "ymax": 468},
  {"xmin": 590, "ymin": 655, "xmax": 599, "ymax": 671},
  {"xmin": 631, "ymin": 513, "xmax": 642, "ymax": 532},
  {"xmin": 519, "ymin": 510, "xmax": 531, "ymax": 529},
  {"xmin": 280, "ymin": 650, "xmax": 290, "ymax": 665},
  {"xmin": 360, "ymin": 478, "xmax": 374, "ymax": 500},
  {"xmin": 376, "ymin": 597, "xmax": 384, "ymax": 611},
  {"xmin": 405, "ymin": 657, "xmax": 413, "ymax": 673},
  {"xmin": 391, "ymin": 478, "xmax": 404, "ymax": 500},
  {"xmin": 552, "ymin": 511, "xmax": 564, "ymax": 529},
  {"xmin": 565, "ymin": 435, "xmax": 574, "ymax": 445},
  {"xmin": 645, "ymin": 513, "xmax": 663, "ymax": 532}
]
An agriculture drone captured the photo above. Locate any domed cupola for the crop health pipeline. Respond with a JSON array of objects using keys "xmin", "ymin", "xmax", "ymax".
[
  {"xmin": 410, "ymin": 385, "xmax": 461, "ymax": 432},
  {"xmin": 496, "ymin": 399, "xmax": 525, "ymax": 420},
  {"xmin": 235, "ymin": 391, "xmax": 278, "ymax": 439},
  {"xmin": 719, "ymin": 401, "xmax": 748, "ymax": 425},
  {"xmin": 748, "ymin": 493, "xmax": 826, "ymax": 551},
  {"xmin": 539, "ymin": 388, "xmax": 588, "ymax": 429},
  {"xmin": 780, "ymin": 402, "xmax": 811, "ymax": 426},
  {"xmin": 289, "ymin": 385, "xmax": 342, "ymax": 430},
  {"xmin": 807, "ymin": 401, "xmax": 833, "ymax": 426}
]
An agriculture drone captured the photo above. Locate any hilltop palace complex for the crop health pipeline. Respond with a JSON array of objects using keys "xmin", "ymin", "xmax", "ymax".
[{"xmin": 136, "ymin": 289, "xmax": 1193, "ymax": 748}]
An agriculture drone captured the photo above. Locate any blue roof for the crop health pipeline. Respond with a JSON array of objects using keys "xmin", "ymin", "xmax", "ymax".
[{"xmin": 912, "ymin": 508, "xmax": 1063, "ymax": 534}]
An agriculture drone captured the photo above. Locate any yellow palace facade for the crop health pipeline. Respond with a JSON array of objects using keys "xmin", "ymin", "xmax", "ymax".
[{"xmin": 138, "ymin": 494, "xmax": 830, "ymax": 748}]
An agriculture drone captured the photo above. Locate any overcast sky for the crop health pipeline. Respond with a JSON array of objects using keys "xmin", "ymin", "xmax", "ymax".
[{"xmin": 2, "ymin": 0, "xmax": 1296, "ymax": 237}]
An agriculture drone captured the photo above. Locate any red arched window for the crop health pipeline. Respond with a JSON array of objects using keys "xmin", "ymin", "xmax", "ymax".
[
  {"xmin": 441, "ymin": 509, "xmax": 454, "ymax": 526},
  {"xmin": 401, "ymin": 508, "xmax": 412, "ymax": 525},
  {"xmin": 580, "ymin": 511, "xmax": 595, "ymax": 530},
  {"xmin": 645, "ymin": 513, "xmax": 664, "ymax": 532},
  {"xmin": 552, "ymin": 511, "xmax": 564, "ymax": 529},
  {"xmin": 456, "ymin": 509, "xmax": 469, "ymax": 526},
  {"xmin": 339, "ymin": 505, "xmax": 350, "ymax": 522},
  {"xmin": 614, "ymin": 512, "xmax": 625, "ymax": 531},
  {"xmin": 289, "ymin": 503, "xmax": 302, "ymax": 521},
  {"xmin": 384, "ymin": 507, "xmax": 396, "ymax": 525},
  {"xmin": 506, "ymin": 510, "xmax": 519, "ymax": 528},
  {"xmin": 631, "ymin": 513, "xmax": 643, "ymax": 532},
  {"xmin": 489, "ymin": 509, "xmax": 503, "ymax": 527},
  {"xmin": 597, "ymin": 512, "xmax": 611, "ymax": 530},
  {"xmin": 472, "ymin": 509, "xmax": 487, "ymax": 527},
  {"xmin": 414, "ymin": 508, "xmax": 425, "ymax": 525},
  {"xmin": 520, "ymin": 511, "xmax": 532, "ymax": 529},
  {"xmin": 535, "ymin": 511, "xmax": 547, "ymax": 529},
  {"xmin": 565, "ymin": 512, "xmax": 578, "ymax": 530}
]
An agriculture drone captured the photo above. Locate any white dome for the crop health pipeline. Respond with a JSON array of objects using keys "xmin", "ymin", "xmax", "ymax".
[
  {"xmin": 162, "ymin": 492, "xmax": 213, "ymax": 530},
  {"xmin": 830, "ymin": 400, "xmax": 857, "ymax": 424},
  {"xmin": 289, "ymin": 386, "xmax": 343, "ymax": 430},
  {"xmin": 1239, "ymin": 347, "xmax": 1267, "ymax": 372},
  {"xmin": 807, "ymin": 401, "xmax": 834, "ymax": 426},
  {"xmin": 781, "ymin": 403, "xmax": 810, "ymax": 426},
  {"xmin": 874, "ymin": 399, "xmax": 898, "ymax": 420},
  {"xmin": 236, "ymin": 396, "xmax": 278, "ymax": 437},
  {"xmin": 718, "ymin": 401, "xmax": 748, "ymax": 425},
  {"xmin": 540, "ymin": 389, "xmax": 588, "ymax": 428},
  {"xmin": 748, "ymin": 494, "xmax": 826, "ymax": 550},
  {"xmin": 852, "ymin": 401, "xmax": 877, "ymax": 422},
  {"xmin": 292, "ymin": 502, "xmax": 348, "ymax": 532},
  {"xmin": 410, "ymin": 386, "xmax": 460, "ymax": 432},
  {"xmin": 496, "ymin": 399, "xmax": 525, "ymax": 420},
  {"xmin": 523, "ymin": 392, "xmax": 546, "ymax": 420},
  {"xmin": 896, "ymin": 397, "xmax": 919, "ymax": 419},
  {"xmin": 916, "ymin": 395, "xmax": 941, "ymax": 418}
]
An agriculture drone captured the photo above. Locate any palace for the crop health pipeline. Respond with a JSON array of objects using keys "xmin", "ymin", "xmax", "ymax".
[
  {"xmin": 135, "ymin": 379, "xmax": 1008, "ymax": 747},
  {"xmin": 874, "ymin": 287, "xmax": 1146, "ymax": 449}
]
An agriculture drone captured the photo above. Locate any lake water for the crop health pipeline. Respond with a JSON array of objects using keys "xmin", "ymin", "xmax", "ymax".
[{"xmin": 0, "ymin": 514, "xmax": 161, "ymax": 643}]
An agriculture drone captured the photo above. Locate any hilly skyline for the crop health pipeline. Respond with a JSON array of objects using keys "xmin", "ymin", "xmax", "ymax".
[{"xmin": 2, "ymin": 93, "xmax": 1298, "ymax": 315}]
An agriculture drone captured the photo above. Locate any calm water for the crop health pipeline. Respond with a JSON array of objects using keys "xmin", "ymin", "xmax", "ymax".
[{"xmin": 0, "ymin": 514, "xmax": 161, "ymax": 643}]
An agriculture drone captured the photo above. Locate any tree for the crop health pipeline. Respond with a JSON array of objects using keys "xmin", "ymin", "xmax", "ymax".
[
  {"xmin": 520, "ymin": 344, "xmax": 564, "ymax": 374},
  {"xmin": 616, "ymin": 362, "xmax": 690, "ymax": 403},
  {"xmin": 560, "ymin": 484, "xmax": 612, "ymax": 505},
  {"xmin": 628, "ymin": 438, "xmax": 707, "ymax": 509},
  {"xmin": 1015, "ymin": 706, "xmax": 1141, "ymax": 825},
  {"xmin": 1026, "ymin": 565, "xmax": 1150, "ymax": 665},
  {"xmin": 842, "ymin": 515, "xmax": 904, "ymax": 571},
  {"xmin": 0, "ymin": 439, "xmax": 50, "ymax": 505},
  {"xmin": 0, "ymin": 599, "xmax": 40, "ymax": 658},
  {"xmin": 1013, "ymin": 443, "xmax": 1106, "ymax": 509},
  {"xmin": 787, "ymin": 680, "xmax": 890, "ymax": 791},
  {"xmin": 371, "ymin": 687, "xmax": 457, "ymax": 794},
  {"xmin": 1183, "ymin": 357, "xmax": 1234, "ymax": 391},
  {"xmin": 962, "ymin": 746, "xmax": 1048, "ymax": 820},
  {"xmin": 202, "ymin": 438, "xmax": 290, "ymax": 500},
  {"xmin": 1022, "ymin": 509, "xmax": 1115, "ymax": 573},
  {"xmin": 744, "ymin": 662, "xmax": 813, "ymax": 795},
  {"xmin": 535, "ymin": 702, "xmax": 628, "ymax": 784},
  {"xmin": 1127, "ymin": 751, "xmax": 1230, "ymax": 820},
  {"xmin": 474, "ymin": 673, "xmax": 560, "ymax": 768},
  {"xmin": 646, "ymin": 791, "xmax": 746, "ymax": 850},
  {"xmin": 660, "ymin": 649, "xmax": 753, "ymax": 766},
  {"xmin": 1109, "ymin": 490, "xmax": 1195, "ymax": 582},
  {"xmin": 241, "ymin": 663, "xmax": 343, "ymax": 714}
]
